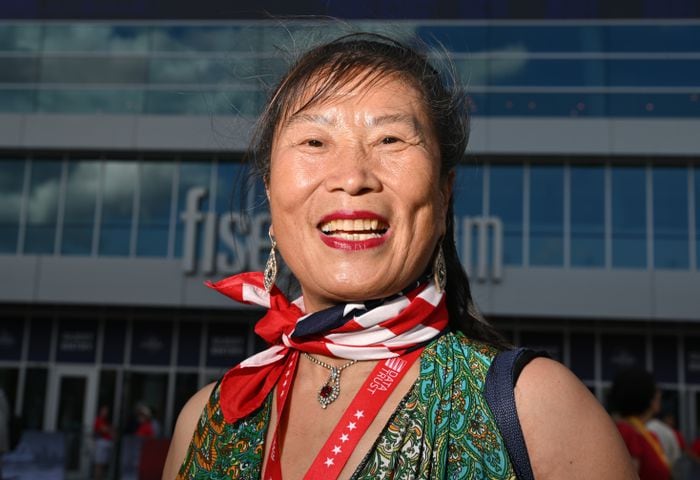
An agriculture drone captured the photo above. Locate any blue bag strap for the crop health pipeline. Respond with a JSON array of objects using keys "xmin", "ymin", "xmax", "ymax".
[{"xmin": 484, "ymin": 348, "xmax": 547, "ymax": 480}]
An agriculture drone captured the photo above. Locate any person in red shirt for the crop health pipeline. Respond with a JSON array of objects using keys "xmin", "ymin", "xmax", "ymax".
[
  {"xmin": 135, "ymin": 405, "xmax": 155, "ymax": 438},
  {"xmin": 93, "ymin": 405, "xmax": 114, "ymax": 480},
  {"xmin": 609, "ymin": 369, "xmax": 671, "ymax": 480}
]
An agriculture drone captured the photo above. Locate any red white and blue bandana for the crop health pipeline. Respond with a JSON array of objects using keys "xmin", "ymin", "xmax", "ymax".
[{"xmin": 207, "ymin": 272, "xmax": 448, "ymax": 423}]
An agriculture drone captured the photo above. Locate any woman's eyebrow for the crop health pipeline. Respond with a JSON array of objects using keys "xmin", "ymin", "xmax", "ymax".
[{"xmin": 284, "ymin": 113, "xmax": 337, "ymax": 128}]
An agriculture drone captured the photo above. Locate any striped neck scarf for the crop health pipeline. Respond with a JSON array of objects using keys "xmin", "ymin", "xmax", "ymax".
[{"xmin": 207, "ymin": 272, "xmax": 448, "ymax": 423}]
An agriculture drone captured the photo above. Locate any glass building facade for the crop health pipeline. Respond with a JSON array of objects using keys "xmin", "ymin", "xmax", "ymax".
[
  {"xmin": 1, "ymin": 17, "xmax": 699, "ymax": 478},
  {"xmin": 3, "ymin": 156, "xmax": 698, "ymax": 271},
  {"xmin": 1, "ymin": 22, "xmax": 700, "ymax": 118}
]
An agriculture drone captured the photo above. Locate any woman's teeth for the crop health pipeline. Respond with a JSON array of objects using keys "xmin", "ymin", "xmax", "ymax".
[{"xmin": 320, "ymin": 219, "xmax": 388, "ymax": 240}]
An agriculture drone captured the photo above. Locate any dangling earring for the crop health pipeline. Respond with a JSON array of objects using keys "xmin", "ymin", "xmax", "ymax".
[
  {"xmin": 433, "ymin": 243, "xmax": 447, "ymax": 293},
  {"xmin": 264, "ymin": 229, "xmax": 278, "ymax": 293}
]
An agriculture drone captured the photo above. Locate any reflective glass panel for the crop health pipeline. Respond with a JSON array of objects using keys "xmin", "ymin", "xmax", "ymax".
[
  {"xmin": 487, "ymin": 59, "xmax": 606, "ymax": 87},
  {"xmin": 148, "ymin": 58, "xmax": 232, "ymax": 84},
  {"xmin": 144, "ymin": 89, "xmax": 261, "ymax": 116},
  {"xmin": 215, "ymin": 162, "xmax": 249, "ymax": 272},
  {"xmin": 608, "ymin": 60, "xmax": 700, "ymax": 87},
  {"xmin": 174, "ymin": 162, "xmax": 212, "ymax": 261},
  {"xmin": 487, "ymin": 25, "xmax": 605, "ymax": 53},
  {"xmin": 24, "ymin": 160, "xmax": 62, "ymax": 254},
  {"xmin": 612, "ymin": 166, "xmax": 647, "ymax": 268},
  {"xmin": 454, "ymin": 164, "xmax": 484, "ymax": 270},
  {"xmin": 530, "ymin": 165, "xmax": 563, "ymax": 266},
  {"xmin": 136, "ymin": 162, "xmax": 175, "ymax": 257},
  {"xmin": 571, "ymin": 165, "xmax": 605, "ymax": 267},
  {"xmin": 22, "ymin": 367, "xmax": 47, "ymax": 429},
  {"xmin": 37, "ymin": 89, "xmax": 143, "ymax": 114},
  {"xmin": 653, "ymin": 167, "xmax": 689, "ymax": 269},
  {"xmin": 0, "ymin": 89, "xmax": 35, "ymax": 113},
  {"xmin": 61, "ymin": 160, "xmax": 98, "ymax": 255},
  {"xmin": 99, "ymin": 162, "xmax": 136, "ymax": 256},
  {"xmin": 151, "ymin": 26, "xmax": 234, "ymax": 52},
  {"xmin": 0, "ymin": 160, "xmax": 25, "ymax": 253},
  {"xmin": 490, "ymin": 165, "xmax": 523, "ymax": 265},
  {"xmin": 41, "ymin": 24, "xmax": 149, "ymax": 52},
  {"xmin": 40, "ymin": 57, "xmax": 148, "ymax": 83},
  {"xmin": 0, "ymin": 25, "xmax": 41, "ymax": 52},
  {"xmin": 653, "ymin": 336, "xmax": 678, "ymax": 383},
  {"xmin": 607, "ymin": 25, "xmax": 700, "ymax": 53},
  {"xmin": 0, "ymin": 58, "xmax": 39, "ymax": 82}
]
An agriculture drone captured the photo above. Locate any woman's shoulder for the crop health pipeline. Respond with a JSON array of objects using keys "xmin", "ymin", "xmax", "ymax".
[
  {"xmin": 514, "ymin": 358, "xmax": 637, "ymax": 479},
  {"xmin": 162, "ymin": 382, "xmax": 218, "ymax": 479}
]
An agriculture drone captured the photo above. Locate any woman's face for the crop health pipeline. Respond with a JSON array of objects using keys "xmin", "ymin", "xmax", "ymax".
[{"xmin": 268, "ymin": 74, "xmax": 451, "ymax": 312}]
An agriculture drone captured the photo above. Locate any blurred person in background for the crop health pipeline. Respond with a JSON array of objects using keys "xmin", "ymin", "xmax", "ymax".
[
  {"xmin": 609, "ymin": 368, "xmax": 671, "ymax": 480},
  {"xmin": 93, "ymin": 404, "xmax": 114, "ymax": 480},
  {"xmin": 647, "ymin": 410, "xmax": 682, "ymax": 467},
  {"xmin": 135, "ymin": 405, "xmax": 155, "ymax": 439}
]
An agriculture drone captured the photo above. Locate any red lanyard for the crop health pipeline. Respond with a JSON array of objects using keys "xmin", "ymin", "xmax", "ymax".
[{"xmin": 264, "ymin": 348, "xmax": 423, "ymax": 480}]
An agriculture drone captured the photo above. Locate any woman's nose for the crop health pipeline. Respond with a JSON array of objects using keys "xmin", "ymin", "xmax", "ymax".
[{"xmin": 323, "ymin": 146, "xmax": 382, "ymax": 195}]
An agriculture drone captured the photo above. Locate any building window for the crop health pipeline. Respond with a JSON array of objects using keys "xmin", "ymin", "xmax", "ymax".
[
  {"xmin": 653, "ymin": 167, "xmax": 689, "ymax": 269},
  {"xmin": 0, "ymin": 160, "xmax": 25, "ymax": 253},
  {"xmin": 99, "ymin": 161, "xmax": 137, "ymax": 256},
  {"xmin": 454, "ymin": 164, "xmax": 484, "ymax": 269},
  {"xmin": 61, "ymin": 160, "xmax": 99, "ymax": 255},
  {"xmin": 570, "ymin": 165, "xmax": 605, "ymax": 267},
  {"xmin": 530, "ymin": 165, "xmax": 563, "ymax": 266},
  {"xmin": 24, "ymin": 160, "xmax": 62, "ymax": 254},
  {"xmin": 136, "ymin": 162, "xmax": 175, "ymax": 257},
  {"xmin": 174, "ymin": 161, "xmax": 212, "ymax": 270},
  {"xmin": 22, "ymin": 367, "xmax": 48, "ymax": 430},
  {"xmin": 490, "ymin": 165, "xmax": 523, "ymax": 265},
  {"xmin": 612, "ymin": 166, "xmax": 647, "ymax": 268}
]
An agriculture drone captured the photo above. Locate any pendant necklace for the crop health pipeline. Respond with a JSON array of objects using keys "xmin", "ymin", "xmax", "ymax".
[{"xmin": 302, "ymin": 352, "xmax": 357, "ymax": 409}]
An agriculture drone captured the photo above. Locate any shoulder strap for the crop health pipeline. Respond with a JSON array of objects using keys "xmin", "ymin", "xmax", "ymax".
[{"xmin": 484, "ymin": 348, "xmax": 547, "ymax": 480}]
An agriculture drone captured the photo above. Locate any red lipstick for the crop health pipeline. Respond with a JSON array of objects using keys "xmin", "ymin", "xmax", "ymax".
[{"xmin": 317, "ymin": 210, "xmax": 390, "ymax": 251}]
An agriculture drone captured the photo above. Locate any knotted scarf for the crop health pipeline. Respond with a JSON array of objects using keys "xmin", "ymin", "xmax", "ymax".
[{"xmin": 207, "ymin": 272, "xmax": 449, "ymax": 424}]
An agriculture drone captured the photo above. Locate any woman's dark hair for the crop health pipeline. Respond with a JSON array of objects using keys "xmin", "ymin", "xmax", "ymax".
[
  {"xmin": 608, "ymin": 368, "xmax": 658, "ymax": 417},
  {"xmin": 249, "ymin": 32, "xmax": 508, "ymax": 349}
]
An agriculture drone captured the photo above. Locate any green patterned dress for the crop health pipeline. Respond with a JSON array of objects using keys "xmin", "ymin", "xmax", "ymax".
[{"xmin": 178, "ymin": 331, "xmax": 516, "ymax": 479}]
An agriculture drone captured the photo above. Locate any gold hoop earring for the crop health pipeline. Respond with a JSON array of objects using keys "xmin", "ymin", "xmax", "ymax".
[
  {"xmin": 264, "ymin": 230, "xmax": 278, "ymax": 293},
  {"xmin": 433, "ymin": 244, "xmax": 447, "ymax": 293}
]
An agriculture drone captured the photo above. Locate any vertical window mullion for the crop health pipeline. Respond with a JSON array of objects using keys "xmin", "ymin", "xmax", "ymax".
[
  {"xmin": 92, "ymin": 158, "xmax": 105, "ymax": 257},
  {"xmin": 167, "ymin": 158, "xmax": 180, "ymax": 259},
  {"xmin": 689, "ymin": 165, "xmax": 696, "ymax": 270},
  {"xmin": 563, "ymin": 162, "xmax": 571, "ymax": 268},
  {"xmin": 17, "ymin": 158, "xmax": 32, "ymax": 255},
  {"xmin": 130, "ymin": 159, "xmax": 142, "ymax": 257},
  {"xmin": 54, "ymin": 157, "xmax": 68, "ymax": 255},
  {"xmin": 523, "ymin": 162, "xmax": 530, "ymax": 267},
  {"xmin": 646, "ymin": 163, "xmax": 654, "ymax": 270},
  {"xmin": 604, "ymin": 163, "xmax": 612, "ymax": 269}
]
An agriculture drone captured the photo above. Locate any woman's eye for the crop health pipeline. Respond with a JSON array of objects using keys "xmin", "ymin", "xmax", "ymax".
[
  {"xmin": 381, "ymin": 136, "xmax": 400, "ymax": 145},
  {"xmin": 305, "ymin": 139, "xmax": 323, "ymax": 147}
]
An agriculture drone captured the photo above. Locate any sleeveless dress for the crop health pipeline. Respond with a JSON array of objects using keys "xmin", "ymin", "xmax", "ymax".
[{"xmin": 177, "ymin": 331, "xmax": 517, "ymax": 479}]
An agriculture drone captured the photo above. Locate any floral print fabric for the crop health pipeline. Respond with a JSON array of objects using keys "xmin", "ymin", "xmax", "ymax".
[{"xmin": 178, "ymin": 331, "xmax": 516, "ymax": 480}]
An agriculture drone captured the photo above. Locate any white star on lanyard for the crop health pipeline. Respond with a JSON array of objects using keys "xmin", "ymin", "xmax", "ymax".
[
  {"xmin": 332, "ymin": 445, "xmax": 342, "ymax": 455},
  {"xmin": 340, "ymin": 433, "xmax": 349, "ymax": 443},
  {"xmin": 325, "ymin": 457, "xmax": 334, "ymax": 467},
  {"xmin": 347, "ymin": 421, "xmax": 357, "ymax": 431},
  {"xmin": 353, "ymin": 410, "xmax": 365, "ymax": 420}
]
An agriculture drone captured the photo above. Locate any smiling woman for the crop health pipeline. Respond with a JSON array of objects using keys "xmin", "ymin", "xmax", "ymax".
[{"xmin": 162, "ymin": 33, "xmax": 636, "ymax": 480}]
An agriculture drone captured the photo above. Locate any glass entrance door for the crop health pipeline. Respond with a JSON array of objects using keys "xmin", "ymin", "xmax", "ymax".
[{"xmin": 48, "ymin": 367, "xmax": 97, "ymax": 478}]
